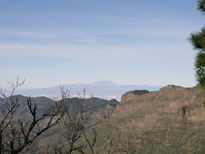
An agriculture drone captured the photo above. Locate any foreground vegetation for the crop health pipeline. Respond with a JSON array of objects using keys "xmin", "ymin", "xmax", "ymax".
[{"xmin": 1, "ymin": 79, "xmax": 205, "ymax": 154}]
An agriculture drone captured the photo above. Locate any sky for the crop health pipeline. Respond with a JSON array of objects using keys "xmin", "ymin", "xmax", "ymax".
[{"xmin": 0, "ymin": 0, "xmax": 204, "ymax": 89}]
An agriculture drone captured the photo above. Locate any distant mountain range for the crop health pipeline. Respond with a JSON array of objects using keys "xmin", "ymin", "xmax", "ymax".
[
  {"xmin": 15, "ymin": 81, "xmax": 162, "ymax": 100},
  {"xmin": 0, "ymin": 95, "xmax": 119, "ymax": 118}
]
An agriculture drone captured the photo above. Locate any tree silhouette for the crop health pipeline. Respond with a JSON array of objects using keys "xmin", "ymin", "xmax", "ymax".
[
  {"xmin": 190, "ymin": 0, "xmax": 205, "ymax": 87},
  {"xmin": 0, "ymin": 79, "xmax": 64, "ymax": 154}
]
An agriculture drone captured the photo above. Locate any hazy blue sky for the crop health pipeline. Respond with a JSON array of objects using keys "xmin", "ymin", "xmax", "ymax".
[{"xmin": 0, "ymin": 0, "xmax": 204, "ymax": 89}]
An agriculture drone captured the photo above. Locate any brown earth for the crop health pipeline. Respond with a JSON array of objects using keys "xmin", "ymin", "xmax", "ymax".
[{"xmin": 111, "ymin": 85, "xmax": 205, "ymax": 129}]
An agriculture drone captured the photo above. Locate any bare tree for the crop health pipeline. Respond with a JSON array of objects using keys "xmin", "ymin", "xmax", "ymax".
[
  {"xmin": 100, "ymin": 126, "xmax": 139, "ymax": 154},
  {"xmin": 101, "ymin": 136, "xmax": 116, "ymax": 154},
  {"xmin": 0, "ymin": 79, "xmax": 65, "ymax": 154},
  {"xmin": 54, "ymin": 89, "xmax": 112, "ymax": 154},
  {"xmin": 0, "ymin": 78, "xmax": 25, "ymax": 153}
]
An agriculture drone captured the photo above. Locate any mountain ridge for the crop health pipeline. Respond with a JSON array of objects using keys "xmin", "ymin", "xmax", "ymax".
[
  {"xmin": 111, "ymin": 84, "xmax": 205, "ymax": 130},
  {"xmin": 15, "ymin": 81, "xmax": 161, "ymax": 100}
]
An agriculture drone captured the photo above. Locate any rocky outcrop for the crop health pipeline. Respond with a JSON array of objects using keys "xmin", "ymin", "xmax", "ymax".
[{"xmin": 112, "ymin": 85, "xmax": 205, "ymax": 129}]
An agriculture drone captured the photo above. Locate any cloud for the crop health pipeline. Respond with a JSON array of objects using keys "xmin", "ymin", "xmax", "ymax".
[
  {"xmin": 0, "ymin": 14, "xmax": 198, "ymax": 45},
  {"xmin": 0, "ymin": 42, "xmax": 194, "ymax": 63}
]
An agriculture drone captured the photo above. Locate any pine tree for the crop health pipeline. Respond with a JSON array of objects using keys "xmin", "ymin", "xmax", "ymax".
[{"xmin": 190, "ymin": 0, "xmax": 205, "ymax": 87}]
